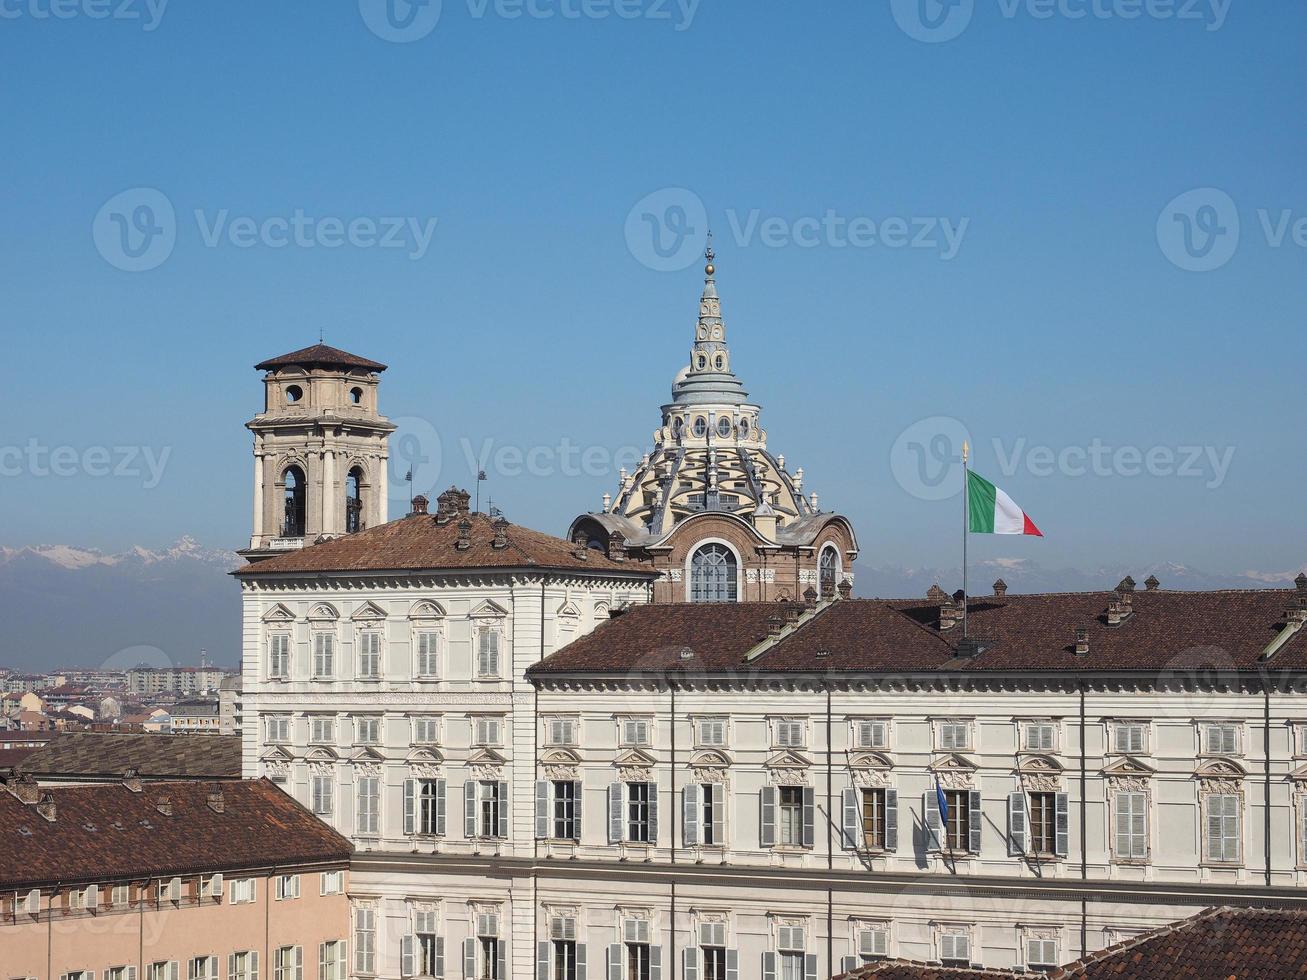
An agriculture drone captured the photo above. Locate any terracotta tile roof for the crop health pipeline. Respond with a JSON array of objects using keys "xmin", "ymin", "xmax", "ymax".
[
  {"xmin": 837, "ymin": 908, "xmax": 1307, "ymax": 979},
  {"xmin": 234, "ymin": 512, "xmax": 658, "ymax": 579},
  {"xmin": 528, "ymin": 587, "xmax": 1307, "ymax": 677},
  {"xmin": 17, "ymin": 733, "xmax": 242, "ymax": 780},
  {"xmin": 254, "ymin": 343, "xmax": 387, "ymax": 372},
  {"xmin": 0, "ymin": 779, "xmax": 350, "ymax": 889}
]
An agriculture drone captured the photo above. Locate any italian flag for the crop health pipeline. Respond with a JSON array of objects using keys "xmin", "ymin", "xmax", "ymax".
[{"xmin": 967, "ymin": 470, "xmax": 1043, "ymax": 536}]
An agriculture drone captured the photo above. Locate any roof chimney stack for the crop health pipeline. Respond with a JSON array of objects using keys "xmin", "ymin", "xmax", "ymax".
[
  {"xmin": 1296, "ymin": 572, "xmax": 1307, "ymax": 593},
  {"xmin": 122, "ymin": 768, "xmax": 142, "ymax": 794},
  {"xmin": 837, "ymin": 578, "xmax": 853, "ymax": 600},
  {"xmin": 1075, "ymin": 627, "xmax": 1090, "ymax": 656},
  {"xmin": 35, "ymin": 792, "xmax": 57, "ymax": 823},
  {"xmin": 607, "ymin": 530, "xmax": 626, "ymax": 561},
  {"xmin": 491, "ymin": 517, "xmax": 509, "ymax": 550},
  {"xmin": 455, "ymin": 518, "xmax": 472, "ymax": 551},
  {"xmin": 767, "ymin": 614, "xmax": 784, "ymax": 637},
  {"xmin": 9, "ymin": 774, "xmax": 40, "ymax": 804},
  {"xmin": 938, "ymin": 595, "xmax": 961, "ymax": 631},
  {"xmin": 803, "ymin": 586, "xmax": 818, "ymax": 608},
  {"xmin": 410, "ymin": 494, "xmax": 429, "ymax": 516},
  {"xmin": 1107, "ymin": 590, "xmax": 1134, "ymax": 626},
  {"xmin": 156, "ymin": 795, "xmax": 173, "ymax": 817},
  {"xmin": 206, "ymin": 783, "xmax": 225, "ymax": 814},
  {"xmin": 1144, "ymin": 575, "xmax": 1160, "ymax": 591},
  {"xmin": 993, "ymin": 578, "xmax": 1008, "ymax": 597},
  {"xmin": 1117, "ymin": 575, "xmax": 1136, "ymax": 593}
]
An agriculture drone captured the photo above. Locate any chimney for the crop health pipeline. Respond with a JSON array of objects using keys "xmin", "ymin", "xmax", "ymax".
[
  {"xmin": 435, "ymin": 487, "xmax": 469, "ymax": 524},
  {"xmin": 10, "ymin": 774, "xmax": 40, "ymax": 804},
  {"xmin": 455, "ymin": 518, "xmax": 472, "ymax": 551},
  {"xmin": 1286, "ymin": 595, "xmax": 1307, "ymax": 628},
  {"xmin": 1117, "ymin": 575, "xmax": 1136, "ymax": 593},
  {"xmin": 802, "ymin": 586, "xmax": 818, "ymax": 608},
  {"xmin": 571, "ymin": 531, "xmax": 589, "ymax": 561},
  {"xmin": 607, "ymin": 530, "xmax": 626, "ymax": 561},
  {"xmin": 926, "ymin": 584, "xmax": 948, "ymax": 602},
  {"xmin": 767, "ymin": 614, "xmax": 784, "ymax": 637},
  {"xmin": 35, "ymin": 791, "xmax": 56, "ymax": 823},
  {"xmin": 1107, "ymin": 590, "xmax": 1134, "ymax": 626},
  {"xmin": 1075, "ymin": 627, "xmax": 1090, "ymax": 656},
  {"xmin": 783, "ymin": 603, "xmax": 803, "ymax": 623},
  {"xmin": 993, "ymin": 578, "xmax": 1007, "ymax": 597},
  {"xmin": 1144, "ymin": 575, "xmax": 1160, "ymax": 591},
  {"xmin": 206, "ymin": 783, "xmax": 225, "ymax": 814},
  {"xmin": 837, "ymin": 578, "xmax": 853, "ymax": 600},
  {"xmin": 491, "ymin": 517, "xmax": 509, "ymax": 550},
  {"xmin": 938, "ymin": 596, "xmax": 960, "ymax": 631},
  {"xmin": 122, "ymin": 768, "xmax": 142, "ymax": 794},
  {"xmin": 156, "ymin": 795, "xmax": 173, "ymax": 817},
  {"xmin": 1296, "ymin": 572, "xmax": 1307, "ymax": 593},
  {"xmin": 410, "ymin": 494, "xmax": 429, "ymax": 516}
]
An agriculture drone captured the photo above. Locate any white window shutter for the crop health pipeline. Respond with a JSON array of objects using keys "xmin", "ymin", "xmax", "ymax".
[
  {"xmin": 463, "ymin": 939, "xmax": 476, "ymax": 980},
  {"xmin": 683, "ymin": 784, "xmax": 700, "ymax": 845},
  {"xmin": 1055, "ymin": 792, "xmax": 1070, "ymax": 857},
  {"xmin": 536, "ymin": 781, "xmax": 550, "ymax": 839},
  {"xmin": 648, "ymin": 784, "xmax": 659, "ymax": 843},
  {"xmin": 435, "ymin": 937, "xmax": 445, "ymax": 980},
  {"xmin": 228, "ymin": 954, "xmax": 237, "ymax": 980},
  {"xmin": 682, "ymin": 948, "xmax": 699, "ymax": 980},
  {"xmin": 725, "ymin": 949, "xmax": 738, "ymax": 980},
  {"xmin": 496, "ymin": 781, "xmax": 509, "ymax": 838},
  {"xmin": 400, "ymin": 936, "xmax": 415, "ymax": 979},
  {"xmin": 840, "ymin": 956, "xmax": 858, "ymax": 974},
  {"xmin": 436, "ymin": 779, "xmax": 447, "ymax": 836},
  {"xmin": 577, "ymin": 942, "xmax": 587, "ymax": 980},
  {"xmin": 885, "ymin": 788, "xmax": 898, "ymax": 851},
  {"xmin": 608, "ymin": 783, "xmax": 624, "ymax": 844},
  {"xmin": 536, "ymin": 941, "xmax": 550, "ymax": 980},
  {"xmin": 802, "ymin": 786, "xmax": 815, "ymax": 847},
  {"xmin": 464, "ymin": 782, "xmax": 477, "ymax": 838},
  {"xmin": 251, "ymin": 953, "xmax": 259, "ymax": 980},
  {"xmin": 967, "ymin": 791, "xmax": 982, "ymax": 853},
  {"xmin": 841, "ymin": 788, "xmax": 859, "ymax": 850},
  {"xmin": 1008, "ymin": 793, "xmax": 1027, "ymax": 855},
  {"xmin": 650, "ymin": 944, "xmax": 662, "ymax": 980},
  {"xmin": 803, "ymin": 954, "xmax": 817, "ymax": 980},
  {"xmin": 924, "ymin": 793, "xmax": 942, "ymax": 852},
  {"xmin": 608, "ymin": 943, "xmax": 623, "ymax": 980},
  {"xmin": 711, "ymin": 787, "xmax": 725, "ymax": 844},
  {"xmin": 495, "ymin": 940, "xmax": 506, "ymax": 980},
  {"xmin": 404, "ymin": 780, "xmax": 416, "ymax": 836},
  {"xmin": 760, "ymin": 787, "xmax": 777, "ymax": 847},
  {"xmin": 572, "ymin": 780, "xmax": 584, "ymax": 839},
  {"xmin": 761, "ymin": 952, "xmax": 776, "ymax": 980}
]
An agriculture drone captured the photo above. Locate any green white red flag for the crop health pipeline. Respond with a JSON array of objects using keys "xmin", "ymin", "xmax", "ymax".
[{"xmin": 966, "ymin": 470, "xmax": 1043, "ymax": 536}]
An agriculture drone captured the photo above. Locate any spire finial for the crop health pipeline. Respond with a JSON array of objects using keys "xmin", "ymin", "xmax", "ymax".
[{"xmin": 705, "ymin": 232, "xmax": 715, "ymax": 277}]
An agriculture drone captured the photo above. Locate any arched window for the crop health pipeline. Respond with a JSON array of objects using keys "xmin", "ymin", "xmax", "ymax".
[
  {"xmin": 345, "ymin": 466, "xmax": 365, "ymax": 534},
  {"xmin": 349, "ymin": 387, "xmax": 363, "ymax": 405},
  {"xmin": 282, "ymin": 465, "xmax": 306, "ymax": 537},
  {"xmin": 690, "ymin": 543, "xmax": 737, "ymax": 603},
  {"xmin": 819, "ymin": 545, "xmax": 840, "ymax": 599}
]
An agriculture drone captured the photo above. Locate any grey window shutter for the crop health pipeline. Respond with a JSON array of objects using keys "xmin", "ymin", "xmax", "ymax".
[
  {"xmin": 803, "ymin": 954, "xmax": 817, "ymax": 980},
  {"xmin": 924, "ymin": 792, "xmax": 942, "ymax": 852},
  {"xmin": 802, "ymin": 787, "xmax": 815, "ymax": 848},
  {"xmin": 608, "ymin": 783, "xmax": 624, "ymax": 844},
  {"xmin": 725, "ymin": 948, "xmax": 738, "ymax": 980},
  {"xmin": 711, "ymin": 787, "xmax": 725, "ymax": 845},
  {"xmin": 497, "ymin": 781, "xmax": 510, "ymax": 838},
  {"xmin": 400, "ymin": 936, "xmax": 416, "ymax": 978},
  {"xmin": 841, "ymin": 956, "xmax": 858, "ymax": 973},
  {"xmin": 885, "ymin": 788, "xmax": 898, "ymax": 851},
  {"xmin": 229, "ymin": 953, "xmax": 237, "ymax": 980},
  {"xmin": 608, "ymin": 944, "xmax": 623, "ymax": 980},
  {"xmin": 436, "ymin": 938, "xmax": 445, "ymax": 980},
  {"xmin": 572, "ymin": 781, "xmax": 584, "ymax": 840},
  {"xmin": 1055, "ymin": 792, "xmax": 1070, "ymax": 857},
  {"xmin": 648, "ymin": 785, "xmax": 659, "ymax": 843},
  {"xmin": 463, "ymin": 938, "xmax": 476, "ymax": 980},
  {"xmin": 841, "ymin": 788, "xmax": 859, "ymax": 850},
  {"xmin": 650, "ymin": 945, "xmax": 662, "ymax": 980},
  {"xmin": 761, "ymin": 952, "xmax": 777, "ymax": 980},
  {"xmin": 968, "ymin": 790, "xmax": 982, "ymax": 853},
  {"xmin": 760, "ymin": 786, "xmax": 777, "ymax": 847},
  {"xmin": 404, "ymin": 780, "xmax": 416, "ymax": 836},
  {"xmin": 684, "ymin": 784, "xmax": 700, "ymax": 846},
  {"xmin": 537, "ymin": 941, "xmax": 550, "ymax": 980},
  {"xmin": 436, "ymin": 779, "xmax": 448, "ymax": 836},
  {"xmin": 495, "ymin": 940, "xmax": 506, "ymax": 980},
  {"xmin": 683, "ymin": 947, "xmax": 699, "ymax": 980},
  {"xmin": 1008, "ymin": 792, "xmax": 1027, "ymax": 855},
  {"xmin": 536, "ymin": 781, "xmax": 550, "ymax": 839},
  {"xmin": 577, "ymin": 942, "xmax": 587, "ymax": 980},
  {"xmin": 464, "ymin": 782, "xmax": 477, "ymax": 838}
]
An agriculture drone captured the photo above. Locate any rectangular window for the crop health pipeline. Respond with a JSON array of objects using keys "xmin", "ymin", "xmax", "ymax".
[
  {"xmin": 1206, "ymin": 723, "xmax": 1239, "ymax": 756},
  {"xmin": 1114, "ymin": 722, "xmax": 1147, "ymax": 755},
  {"xmin": 627, "ymin": 781, "xmax": 652, "ymax": 843},
  {"xmin": 310, "ymin": 716, "xmax": 335, "ymax": 744},
  {"xmin": 107, "ymin": 967, "xmax": 130, "ymax": 980},
  {"xmin": 621, "ymin": 718, "xmax": 651, "ymax": 746},
  {"xmin": 111, "ymin": 884, "xmax": 130, "ymax": 907},
  {"xmin": 417, "ymin": 779, "xmax": 442, "ymax": 836},
  {"xmin": 266, "ymin": 715, "xmax": 291, "ymax": 743},
  {"xmin": 312, "ymin": 633, "xmax": 335, "ymax": 679},
  {"xmin": 775, "ymin": 719, "xmax": 805, "ymax": 748},
  {"xmin": 1024, "ymin": 723, "xmax": 1055, "ymax": 752},
  {"xmin": 418, "ymin": 926, "xmax": 441, "ymax": 978},
  {"xmin": 476, "ymin": 629, "xmax": 500, "ymax": 678},
  {"xmin": 1206, "ymin": 793, "xmax": 1241, "ymax": 863},
  {"xmin": 547, "ymin": 718, "xmax": 578, "ymax": 746},
  {"xmin": 1026, "ymin": 938, "xmax": 1057, "ymax": 971},
  {"xmin": 938, "ymin": 722, "xmax": 970, "ymax": 751},
  {"xmin": 273, "ymin": 947, "xmax": 302, "ymax": 980},
  {"xmin": 861, "ymin": 787, "xmax": 886, "ymax": 849},
  {"xmin": 312, "ymin": 774, "xmax": 334, "ymax": 817},
  {"xmin": 855, "ymin": 720, "xmax": 888, "ymax": 750},
  {"xmin": 701, "ymin": 784, "xmax": 719, "ymax": 845},
  {"xmin": 357, "ymin": 775, "xmax": 380, "ymax": 836},
  {"xmin": 229, "ymin": 878, "xmax": 256, "ymax": 905},
  {"xmin": 696, "ymin": 718, "xmax": 726, "ymax": 747},
  {"xmin": 413, "ymin": 716, "xmax": 440, "ymax": 745},
  {"xmin": 1029, "ymin": 793, "xmax": 1057, "ymax": 854},
  {"xmin": 552, "ymin": 780, "xmax": 578, "ymax": 840},
  {"xmin": 702, "ymin": 946, "xmax": 727, "ymax": 980},
  {"xmin": 355, "ymin": 907, "xmax": 376, "ymax": 975},
  {"xmin": 230, "ymin": 952, "xmax": 257, "ymax": 980},
  {"xmin": 319, "ymin": 941, "xmax": 347, "ymax": 980},
  {"xmin": 149, "ymin": 963, "xmax": 180, "ymax": 980},
  {"xmin": 1114, "ymin": 791, "xmax": 1148, "ymax": 859},
  {"xmin": 945, "ymin": 790, "xmax": 970, "ymax": 851},
  {"xmin": 626, "ymin": 942, "xmax": 651, "ymax": 980},
  {"xmin": 474, "ymin": 717, "xmax": 502, "ymax": 747},
  {"xmin": 552, "ymin": 940, "xmax": 577, "ymax": 980},
  {"xmin": 480, "ymin": 781, "xmax": 504, "ymax": 838},
  {"xmin": 356, "ymin": 716, "xmax": 381, "ymax": 745},
  {"xmin": 358, "ymin": 632, "xmax": 382, "ymax": 679},
  {"xmin": 415, "ymin": 632, "xmax": 440, "ymax": 678},
  {"xmin": 857, "ymin": 927, "xmax": 889, "ymax": 962},
  {"xmin": 320, "ymin": 871, "xmax": 344, "ymax": 895},
  {"xmin": 939, "ymin": 932, "xmax": 970, "ymax": 967},
  {"xmin": 269, "ymin": 634, "xmax": 290, "ymax": 679},
  {"xmin": 779, "ymin": 952, "xmax": 804, "ymax": 980},
  {"xmin": 779, "ymin": 786, "xmax": 805, "ymax": 846},
  {"xmin": 479, "ymin": 937, "xmax": 500, "ymax": 980},
  {"xmin": 189, "ymin": 957, "xmax": 218, "ymax": 980}
]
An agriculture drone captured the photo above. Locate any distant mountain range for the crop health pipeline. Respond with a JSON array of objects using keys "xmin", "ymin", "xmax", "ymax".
[{"xmin": 0, "ymin": 540, "xmax": 1301, "ymax": 673}]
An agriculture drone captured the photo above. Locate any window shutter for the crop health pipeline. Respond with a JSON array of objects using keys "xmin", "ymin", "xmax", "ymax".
[
  {"xmin": 400, "ymin": 936, "xmax": 415, "ymax": 979},
  {"xmin": 129, "ymin": 968, "xmax": 139, "ymax": 980},
  {"xmin": 683, "ymin": 784, "xmax": 700, "ymax": 845},
  {"xmin": 576, "ymin": 943, "xmax": 587, "ymax": 980},
  {"xmin": 650, "ymin": 945, "xmax": 662, "ymax": 980},
  {"xmin": 87, "ymin": 884, "xmax": 99, "ymax": 910},
  {"xmin": 250, "ymin": 953, "xmax": 259, "ymax": 980},
  {"xmin": 803, "ymin": 954, "xmax": 817, "ymax": 980},
  {"xmin": 682, "ymin": 948, "xmax": 699, "ymax": 980},
  {"xmin": 924, "ymin": 793, "xmax": 942, "ymax": 852},
  {"xmin": 1008, "ymin": 793, "xmax": 1027, "ymax": 855},
  {"xmin": 210, "ymin": 957, "xmax": 219, "ymax": 980},
  {"xmin": 968, "ymin": 790, "xmax": 982, "ymax": 853},
  {"xmin": 840, "ymin": 788, "xmax": 859, "ymax": 850},
  {"xmin": 648, "ymin": 784, "xmax": 659, "ymax": 843},
  {"xmin": 840, "ymin": 956, "xmax": 858, "ymax": 973},
  {"xmin": 435, "ymin": 938, "xmax": 445, "ymax": 980},
  {"xmin": 884, "ymin": 788, "xmax": 898, "ymax": 851},
  {"xmin": 404, "ymin": 780, "xmax": 416, "ymax": 836},
  {"xmin": 494, "ymin": 941, "xmax": 506, "ymax": 980},
  {"xmin": 464, "ymin": 782, "xmax": 477, "ymax": 838},
  {"xmin": 760, "ymin": 787, "xmax": 777, "ymax": 847},
  {"xmin": 710, "ymin": 787, "xmax": 725, "ymax": 845},
  {"xmin": 724, "ymin": 949, "xmax": 738, "ymax": 980},
  {"xmin": 497, "ymin": 782, "xmax": 509, "ymax": 839},
  {"xmin": 801, "ymin": 786, "xmax": 815, "ymax": 847},
  {"xmin": 228, "ymin": 954, "xmax": 237, "ymax": 980},
  {"xmin": 572, "ymin": 781, "xmax": 584, "ymax": 840},
  {"xmin": 1055, "ymin": 792, "xmax": 1070, "ymax": 857},
  {"xmin": 761, "ymin": 952, "xmax": 776, "ymax": 980},
  {"xmin": 607, "ymin": 944, "xmax": 623, "ymax": 980},
  {"xmin": 608, "ymin": 783, "xmax": 624, "ymax": 844},
  {"xmin": 463, "ymin": 939, "xmax": 476, "ymax": 980},
  {"xmin": 536, "ymin": 781, "xmax": 549, "ymax": 839},
  {"xmin": 436, "ymin": 779, "xmax": 448, "ymax": 836}
]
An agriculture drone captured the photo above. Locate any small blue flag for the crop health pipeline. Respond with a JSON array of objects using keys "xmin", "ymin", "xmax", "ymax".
[{"xmin": 935, "ymin": 778, "xmax": 950, "ymax": 825}]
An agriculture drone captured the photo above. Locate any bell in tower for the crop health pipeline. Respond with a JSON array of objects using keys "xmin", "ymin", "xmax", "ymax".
[{"xmin": 240, "ymin": 343, "xmax": 396, "ymax": 562}]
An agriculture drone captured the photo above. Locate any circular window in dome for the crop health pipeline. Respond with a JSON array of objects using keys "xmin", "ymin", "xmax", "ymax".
[
  {"xmin": 285, "ymin": 385, "xmax": 303, "ymax": 403},
  {"xmin": 693, "ymin": 417, "xmax": 707, "ymax": 438},
  {"xmin": 717, "ymin": 417, "xmax": 733, "ymax": 438}
]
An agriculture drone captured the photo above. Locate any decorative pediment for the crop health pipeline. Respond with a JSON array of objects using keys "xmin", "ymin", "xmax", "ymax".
[
  {"xmin": 260, "ymin": 746, "xmax": 295, "ymax": 763},
  {"xmin": 848, "ymin": 752, "xmax": 893, "ymax": 771},
  {"xmin": 350, "ymin": 746, "xmax": 387, "ymax": 764},
  {"xmin": 468, "ymin": 747, "xmax": 507, "ymax": 766},
  {"xmin": 1016, "ymin": 754, "xmax": 1065, "ymax": 775},
  {"xmin": 306, "ymin": 602, "xmax": 340, "ymax": 622},
  {"xmin": 764, "ymin": 750, "xmax": 811, "ymax": 771},
  {"xmin": 614, "ymin": 748, "xmax": 658, "ymax": 769},
  {"xmin": 1195, "ymin": 758, "xmax": 1247, "ymax": 780},
  {"xmin": 688, "ymin": 749, "xmax": 732, "ymax": 769},
  {"xmin": 305, "ymin": 746, "xmax": 338, "ymax": 764},
  {"xmin": 351, "ymin": 601, "xmax": 388, "ymax": 622},
  {"xmin": 556, "ymin": 600, "xmax": 581, "ymax": 619},
  {"xmin": 469, "ymin": 599, "xmax": 509, "ymax": 620},
  {"xmin": 541, "ymin": 748, "xmax": 582, "ymax": 767},
  {"xmin": 1290, "ymin": 762, "xmax": 1307, "ymax": 783},
  {"xmin": 261, "ymin": 603, "xmax": 296, "ymax": 624},
  {"xmin": 408, "ymin": 600, "xmax": 446, "ymax": 621},
  {"xmin": 405, "ymin": 747, "xmax": 445, "ymax": 766},
  {"xmin": 1101, "ymin": 756, "xmax": 1157, "ymax": 778},
  {"xmin": 928, "ymin": 753, "xmax": 977, "ymax": 773}
]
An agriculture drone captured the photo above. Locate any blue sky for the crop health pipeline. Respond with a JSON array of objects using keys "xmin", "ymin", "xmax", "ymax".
[{"xmin": 2, "ymin": 0, "xmax": 1304, "ymax": 578}]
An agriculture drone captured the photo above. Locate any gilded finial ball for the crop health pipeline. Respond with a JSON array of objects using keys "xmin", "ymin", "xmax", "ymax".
[{"xmin": 705, "ymin": 263, "xmax": 714, "ymax": 276}]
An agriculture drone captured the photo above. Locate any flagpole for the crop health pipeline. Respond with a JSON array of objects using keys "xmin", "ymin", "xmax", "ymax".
[{"xmin": 962, "ymin": 441, "xmax": 969, "ymax": 639}]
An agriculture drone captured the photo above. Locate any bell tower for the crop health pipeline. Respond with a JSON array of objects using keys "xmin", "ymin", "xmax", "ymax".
[{"xmin": 240, "ymin": 343, "xmax": 396, "ymax": 562}]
